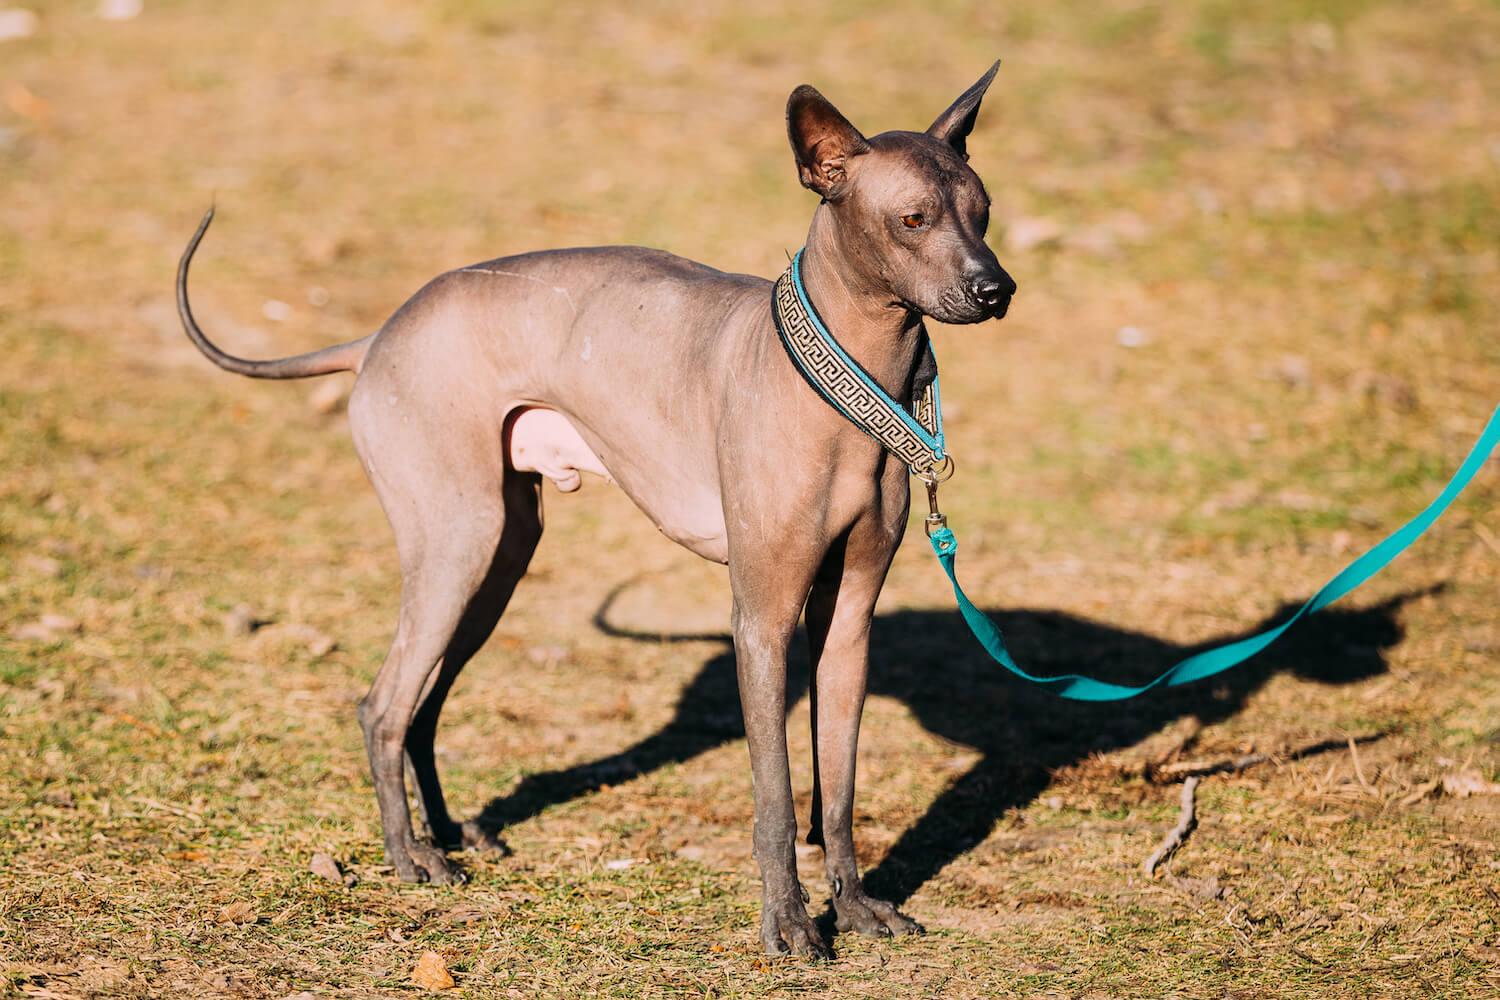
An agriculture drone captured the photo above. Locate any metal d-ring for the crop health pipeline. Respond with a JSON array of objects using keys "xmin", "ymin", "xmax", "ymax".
[{"xmin": 913, "ymin": 453, "xmax": 955, "ymax": 484}]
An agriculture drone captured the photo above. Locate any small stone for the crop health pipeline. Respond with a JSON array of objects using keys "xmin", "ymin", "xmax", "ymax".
[
  {"xmin": 525, "ymin": 644, "xmax": 568, "ymax": 665},
  {"xmin": 307, "ymin": 379, "xmax": 347, "ymax": 414},
  {"xmin": 1116, "ymin": 326, "xmax": 1148, "ymax": 348},
  {"xmin": 10, "ymin": 614, "xmax": 78, "ymax": 642},
  {"xmin": 1065, "ymin": 224, "xmax": 1118, "ymax": 257},
  {"xmin": 0, "ymin": 8, "xmax": 39, "ymax": 42},
  {"xmin": 252, "ymin": 622, "xmax": 336, "ymax": 657},
  {"xmin": 97, "ymin": 0, "xmax": 142, "ymax": 20},
  {"xmin": 222, "ymin": 603, "xmax": 257, "ymax": 637},
  {"xmin": 11, "ymin": 622, "xmax": 57, "ymax": 642},
  {"xmin": 261, "ymin": 299, "xmax": 293, "ymax": 322},
  {"xmin": 1271, "ymin": 354, "xmax": 1311, "ymax": 387},
  {"xmin": 42, "ymin": 788, "xmax": 76, "ymax": 808},
  {"xmin": 1003, "ymin": 216, "xmax": 1064, "ymax": 254},
  {"xmin": 1443, "ymin": 769, "xmax": 1500, "ymax": 798},
  {"xmin": 20, "ymin": 555, "xmax": 59, "ymax": 577},
  {"xmin": 290, "ymin": 624, "xmax": 335, "ymax": 657}
]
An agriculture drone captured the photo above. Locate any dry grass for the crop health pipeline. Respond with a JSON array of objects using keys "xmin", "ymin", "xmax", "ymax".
[{"xmin": 2, "ymin": 1, "xmax": 1499, "ymax": 997}]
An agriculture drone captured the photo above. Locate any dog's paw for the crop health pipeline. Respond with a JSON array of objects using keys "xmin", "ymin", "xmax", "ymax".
[
  {"xmin": 833, "ymin": 889, "xmax": 924, "ymax": 939},
  {"xmin": 459, "ymin": 820, "xmax": 511, "ymax": 855},
  {"xmin": 390, "ymin": 842, "xmax": 468, "ymax": 886},
  {"xmin": 760, "ymin": 901, "xmax": 833, "ymax": 961}
]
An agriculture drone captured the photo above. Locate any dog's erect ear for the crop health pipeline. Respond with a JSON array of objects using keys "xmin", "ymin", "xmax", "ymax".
[
  {"xmin": 925, "ymin": 60, "xmax": 1000, "ymax": 160},
  {"xmin": 787, "ymin": 85, "xmax": 871, "ymax": 201}
]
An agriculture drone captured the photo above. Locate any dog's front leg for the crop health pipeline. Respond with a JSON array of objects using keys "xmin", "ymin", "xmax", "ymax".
[
  {"xmin": 730, "ymin": 561, "xmax": 830, "ymax": 959},
  {"xmin": 804, "ymin": 517, "xmax": 925, "ymax": 940}
]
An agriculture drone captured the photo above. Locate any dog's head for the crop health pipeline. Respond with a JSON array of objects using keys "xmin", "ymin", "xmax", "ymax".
[{"xmin": 787, "ymin": 62, "xmax": 1015, "ymax": 325}]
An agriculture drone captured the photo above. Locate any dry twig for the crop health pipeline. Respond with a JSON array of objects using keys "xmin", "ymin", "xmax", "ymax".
[
  {"xmin": 1151, "ymin": 753, "xmax": 1268, "ymax": 782},
  {"xmin": 1143, "ymin": 776, "xmax": 1200, "ymax": 876},
  {"xmin": 1348, "ymin": 734, "xmax": 1373, "ymax": 790}
]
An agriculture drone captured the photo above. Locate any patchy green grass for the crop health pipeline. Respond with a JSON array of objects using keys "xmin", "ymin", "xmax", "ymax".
[{"xmin": 3, "ymin": 0, "xmax": 1499, "ymax": 997}]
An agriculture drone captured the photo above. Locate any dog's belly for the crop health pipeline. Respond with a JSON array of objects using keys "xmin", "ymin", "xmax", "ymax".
[{"xmin": 505, "ymin": 405, "xmax": 729, "ymax": 563}]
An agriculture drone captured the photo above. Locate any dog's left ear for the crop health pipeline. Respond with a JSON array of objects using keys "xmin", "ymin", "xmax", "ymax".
[{"xmin": 926, "ymin": 60, "xmax": 1000, "ymax": 160}]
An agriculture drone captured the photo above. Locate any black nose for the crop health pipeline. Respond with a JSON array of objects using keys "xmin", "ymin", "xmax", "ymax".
[{"xmin": 970, "ymin": 272, "xmax": 1017, "ymax": 310}]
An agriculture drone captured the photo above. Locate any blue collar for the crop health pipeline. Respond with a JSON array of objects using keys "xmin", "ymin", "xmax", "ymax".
[{"xmin": 771, "ymin": 249, "xmax": 947, "ymax": 478}]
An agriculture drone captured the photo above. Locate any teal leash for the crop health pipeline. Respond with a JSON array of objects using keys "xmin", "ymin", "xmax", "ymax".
[
  {"xmin": 774, "ymin": 250, "xmax": 1500, "ymax": 702},
  {"xmin": 927, "ymin": 404, "xmax": 1500, "ymax": 701}
]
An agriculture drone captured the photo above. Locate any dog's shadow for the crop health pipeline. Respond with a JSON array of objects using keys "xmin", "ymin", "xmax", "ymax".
[{"xmin": 477, "ymin": 584, "xmax": 1423, "ymax": 907}]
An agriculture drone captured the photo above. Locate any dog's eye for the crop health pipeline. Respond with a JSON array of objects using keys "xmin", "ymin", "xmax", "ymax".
[{"xmin": 901, "ymin": 214, "xmax": 925, "ymax": 229}]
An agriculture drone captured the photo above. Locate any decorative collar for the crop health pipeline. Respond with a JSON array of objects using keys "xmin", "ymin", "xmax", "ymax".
[{"xmin": 772, "ymin": 249, "xmax": 947, "ymax": 478}]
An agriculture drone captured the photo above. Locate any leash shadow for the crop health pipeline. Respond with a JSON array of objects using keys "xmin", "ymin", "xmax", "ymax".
[{"xmin": 475, "ymin": 585, "xmax": 1428, "ymax": 905}]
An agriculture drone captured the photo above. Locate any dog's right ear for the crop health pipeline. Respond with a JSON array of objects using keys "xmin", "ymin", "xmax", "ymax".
[{"xmin": 787, "ymin": 85, "xmax": 870, "ymax": 202}]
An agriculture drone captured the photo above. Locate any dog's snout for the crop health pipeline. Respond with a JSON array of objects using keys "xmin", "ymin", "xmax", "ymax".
[{"xmin": 969, "ymin": 271, "xmax": 1016, "ymax": 313}]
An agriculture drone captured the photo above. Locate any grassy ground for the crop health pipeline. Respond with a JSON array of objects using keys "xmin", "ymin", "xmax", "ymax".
[{"xmin": 2, "ymin": 1, "xmax": 1499, "ymax": 997}]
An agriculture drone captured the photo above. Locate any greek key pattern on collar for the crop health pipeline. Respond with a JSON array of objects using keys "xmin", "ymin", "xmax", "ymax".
[{"xmin": 772, "ymin": 266, "xmax": 940, "ymax": 472}]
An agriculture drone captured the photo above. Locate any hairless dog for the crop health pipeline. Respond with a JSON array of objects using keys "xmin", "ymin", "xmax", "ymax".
[{"xmin": 177, "ymin": 63, "xmax": 1015, "ymax": 958}]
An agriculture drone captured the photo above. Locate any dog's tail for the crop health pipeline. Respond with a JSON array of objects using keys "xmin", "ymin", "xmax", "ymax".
[{"xmin": 177, "ymin": 207, "xmax": 372, "ymax": 379}]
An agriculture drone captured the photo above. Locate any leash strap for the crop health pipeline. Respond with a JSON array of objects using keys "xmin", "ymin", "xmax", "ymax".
[
  {"xmin": 773, "ymin": 249, "xmax": 1500, "ymax": 701},
  {"xmin": 928, "ymin": 403, "xmax": 1500, "ymax": 700}
]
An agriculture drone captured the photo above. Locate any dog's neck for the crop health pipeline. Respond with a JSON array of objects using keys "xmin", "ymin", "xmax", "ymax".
[{"xmin": 795, "ymin": 209, "xmax": 927, "ymax": 403}]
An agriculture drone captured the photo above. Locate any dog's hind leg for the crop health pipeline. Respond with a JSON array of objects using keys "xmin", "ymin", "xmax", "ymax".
[
  {"xmin": 349, "ymin": 377, "xmax": 543, "ymax": 884},
  {"xmin": 403, "ymin": 470, "xmax": 543, "ymax": 854}
]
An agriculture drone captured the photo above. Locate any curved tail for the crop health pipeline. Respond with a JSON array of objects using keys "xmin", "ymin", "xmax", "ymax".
[{"xmin": 177, "ymin": 207, "xmax": 372, "ymax": 379}]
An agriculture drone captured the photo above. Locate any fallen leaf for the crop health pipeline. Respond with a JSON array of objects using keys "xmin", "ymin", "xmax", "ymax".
[
  {"xmin": 216, "ymin": 900, "xmax": 256, "ymax": 925},
  {"xmin": 442, "ymin": 906, "xmax": 486, "ymax": 923},
  {"xmin": 411, "ymin": 949, "xmax": 456, "ymax": 991},
  {"xmin": 3, "ymin": 80, "xmax": 49, "ymax": 122},
  {"xmin": 309, "ymin": 851, "xmax": 357, "ymax": 886}
]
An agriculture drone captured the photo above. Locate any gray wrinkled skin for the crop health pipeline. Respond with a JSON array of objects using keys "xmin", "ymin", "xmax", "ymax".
[{"xmin": 176, "ymin": 63, "xmax": 1014, "ymax": 960}]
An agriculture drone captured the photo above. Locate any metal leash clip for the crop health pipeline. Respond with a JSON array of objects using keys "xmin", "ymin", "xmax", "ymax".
[{"xmin": 913, "ymin": 455, "xmax": 955, "ymax": 537}]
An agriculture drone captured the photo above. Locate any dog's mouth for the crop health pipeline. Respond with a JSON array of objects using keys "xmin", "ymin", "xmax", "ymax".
[{"xmin": 920, "ymin": 288, "xmax": 1011, "ymax": 324}]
